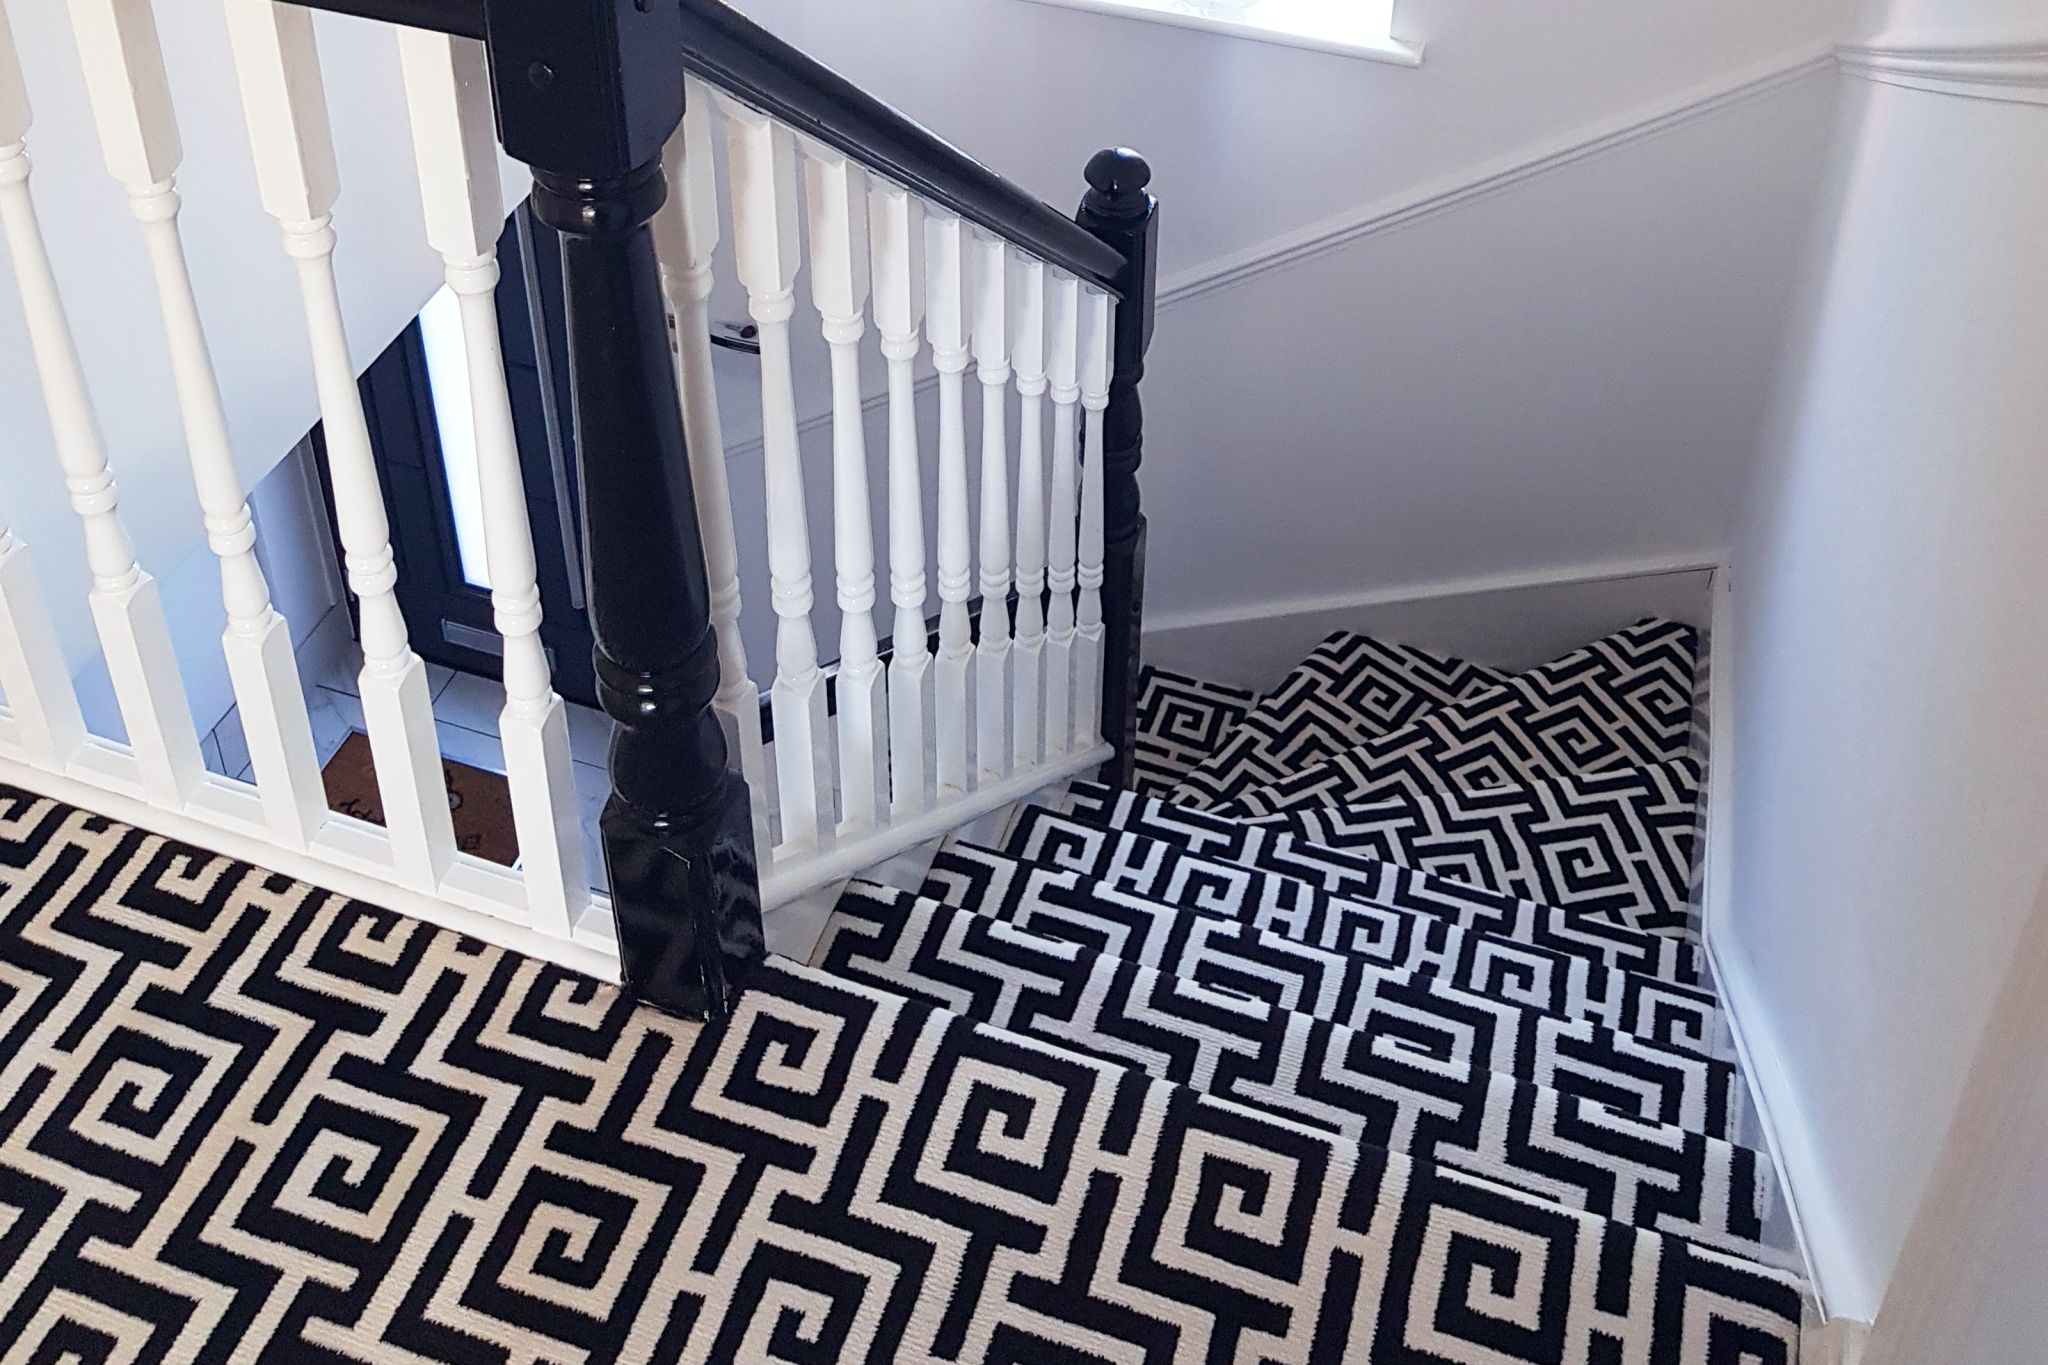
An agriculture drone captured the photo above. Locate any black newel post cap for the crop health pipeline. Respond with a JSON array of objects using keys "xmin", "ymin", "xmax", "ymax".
[
  {"xmin": 1084, "ymin": 147, "xmax": 1153, "ymax": 214},
  {"xmin": 483, "ymin": 0, "xmax": 684, "ymax": 182}
]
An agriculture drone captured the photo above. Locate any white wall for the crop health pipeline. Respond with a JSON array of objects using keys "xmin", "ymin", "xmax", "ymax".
[
  {"xmin": 0, "ymin": 6, "xmax": 449, "ymax": 687},
  {"xmin": 734, "ymin": 0, "xmax": 1856, "ymax": 276},
  {"xmin": 1713, "ymin": 69, "xmax": 2048, "ymax": 1324},
  {"xmin": 1864, "ymin": 875, "xmax": 2048, "ymax": 1365}
]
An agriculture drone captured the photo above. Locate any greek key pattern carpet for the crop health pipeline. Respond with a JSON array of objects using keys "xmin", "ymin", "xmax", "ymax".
[
  {"xmin": 1268, "ymin": 760, "xmax": 1706, "ymax": 938},
  {"xmin": 0, "ymin": 785, "xmax": 1805, "ymax": 1362},
  {"xmin": 1223, "ymin": 619, "xmax": 1700, "ymax": 819},
  {"xmin": 1171, "ymin": 633, "xmax": 1506, "ymax": 812},
  {"xmin": 821, "ymin": 875, "xmax": 1738, "ymax": 1135},
  {"xmin": 918, "ymin": 842, "xmax": 1720, "ymax": 1064},
  {"xmin": 1128, "ymin": 668, "xmax": 1257, "ymax": 796},
  {"xmin": 1007, "ymin": 803, "xmax": 1703, "ymax": 986}
]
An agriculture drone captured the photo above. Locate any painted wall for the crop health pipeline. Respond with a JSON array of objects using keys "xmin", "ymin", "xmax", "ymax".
[
  {"xmin": 1713, "ymin": 67, "xmax": 2048, "ymax": 1324},
  {"xmin": 733, "ymin": 0, "xmax": 1856, "ymax": 276},
  {"xmin": 1864, "ymin": 876, "xmax": 2048, "ymax": 1365}
]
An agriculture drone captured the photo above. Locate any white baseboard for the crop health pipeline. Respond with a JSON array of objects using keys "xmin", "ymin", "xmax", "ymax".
[{"xmin": 1142, "ymin": 553, "xmax": 1719, "ymax": 689}]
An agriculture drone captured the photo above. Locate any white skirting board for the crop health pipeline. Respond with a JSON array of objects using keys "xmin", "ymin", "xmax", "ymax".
[{"xmin": 1142, "ymin": 554, "xmax": 1718, "ymax": 689}]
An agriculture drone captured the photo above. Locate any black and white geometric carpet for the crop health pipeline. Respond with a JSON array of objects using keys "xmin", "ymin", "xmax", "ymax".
[
  {"xmin": 0, "ymin": 618, "xmax": 1802, "ymax": 1362},
  {"xmin": 1127, "ymin": 669, "xmax": 1257, "ymax": 796},
  {"xmin": 1171, "ymin": 632, "xmax": 1506, "ymax": 812}
]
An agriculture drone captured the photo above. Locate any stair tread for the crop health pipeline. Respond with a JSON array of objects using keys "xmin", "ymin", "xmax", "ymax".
[
  {"xmin": 924, "ymin": 840, "xmax": 1720, "ymax": 1061},
  {"xmin": 816, "ymin": 887, "xmax": 1785, "ymax": 1268},
  {"xmin": 1008, "ymin": 801, "xmax": 1703, "ymax": 986},
  {"xmin": 1257, "ymin": 758, "xmax": 1706, "ymax": 937},
  {"xmin": 824, "ymin": 879, "xmax": 1741, "ymax": 1137},
  {"xmin": 1221, "ymin": 617, "xmax": 1701, "ymax": 820},
  {"xmin": 1170, "ymin": 631, "xmax": 1508, "ymax": 812},
  {"xmin": 752, "ymin": 956, "xmax": 1805, "ymax": 1359},
  {"xmin": 1063, "ymin": 754, "xmax": 1706, "ymax": 941}
]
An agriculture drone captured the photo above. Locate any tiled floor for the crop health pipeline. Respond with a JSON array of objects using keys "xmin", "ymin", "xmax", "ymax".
[{"xmin": 203, "ymin": 603, "xmax": 618, "ymax": 893}]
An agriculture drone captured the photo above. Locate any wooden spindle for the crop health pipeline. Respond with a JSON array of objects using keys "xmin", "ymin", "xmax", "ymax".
[
  {"xmin": 223, "ymin": 0, "xmax": 455, "ymax": 883},
  {"xmin": 1076, "ymin": 147, "xmax": 1158, "ymax": 784},
  {"xmin": 0, "ymin": 7, "xmax": 87, "ymax": 770},
  {"xmin": 1043, "ymin": 272, "xmax": 1081, "ymax": 756},
  {"xmin": 397, "ymin": 28, "xmax": 588, "ymax": 934},
  {"xmin": 925, "ymin": 211, "xmax": 974, "ymax": 796},
  {"xmin": 488, "ymin": 0, "xmax": 761, "ymax": 1016},
  {"xmin": 0, "ymin": 4, "xmax": 202, "ymax": 809},
  {"xmin": 0, "ymin": 516, "xmax": 86, "ymax": 770},
  {"xmin": 1010, "ymin": 251, "xmax": 1047, "ymax": 770},
  {"xmin": 652, "ymin": 77, "xmax": 771, "ymax": 865},
  {"xmin": 67, "ymin": 0, "xmax": 326, "ymax": 842},
  {"xmin": 1075, "ymin": 285, "xmax": 1113, "ymax": 750},
  {"xmin": 803, "ymin": 143, "xmax": 888, "ymax": 833},
  {"xmin": 869, "ymin": 183, "xmax": 929, "ymax": 817},
  {"xmin": 971, "ymin": 231, "xmax": 1012, "ymax": 785},
  {"xmin": 721, "ymin": 100, "xmax": 834, "ymax": 852}
]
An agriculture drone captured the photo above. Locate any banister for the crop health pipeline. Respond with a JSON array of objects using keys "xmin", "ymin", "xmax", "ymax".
[
  {"xmin": 291, "ymin": 0, "xmax": 487, "ymax": 39},
  {"xmin": 289, "ymin": 0, "xmax": 1127, "ymax": 294},
  {"xmin": 674, "ymin": 0, "xmax": 1127, "ymax": 295}
]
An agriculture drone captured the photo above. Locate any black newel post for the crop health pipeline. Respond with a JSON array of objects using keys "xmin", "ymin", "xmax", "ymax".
[
  {"xmin": 1075, "ymin": 148, "xmax": 1158, "ymax": 790},
  {"xmin": 482, "ymin": 0, "xmax": 762, "ymax": 1017}
]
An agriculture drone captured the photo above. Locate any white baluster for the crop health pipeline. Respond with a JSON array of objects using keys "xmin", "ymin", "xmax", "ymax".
[
  {"xmin": 971, "ymin": 232, "xmax": 1012, "ymax": 785},
  {"xmin": 721, "ymin": 100, "xmax": 833, "ymax": 852},
  {"xmin": 925, "ymin": 211, "xmax": 974, "ymax": 796},
  {"xmin": 802, "ymin": 143, "xmax": 888, "ymax": 833},
  {"xmin": 0, "ymin": 5, "xmax": 201, "ymax": 808},
  {"xmin": 1009, "ymin": 252, "xmax": 1047, "ymax": 771},
  {"xmin": 398, "ymin": 29, "xmax": 587, "ymax": 933},
  {"xmin": 1043, "ymin": 272, "xmax": 1081, "ymax": 756},
  {"xmin": 653, "ymin": 79, "xmax": 770, "ymax": 861},
  {"xmin": 869, "ymin": 183, "xmax": 929, "ymax": 817},
  {"xmin": 67, "ymin": 0, "xmax": 325, "ymax": 840},
  {"xmin": 1075, "ymin": 286, "xmax": 1114, "ymax": 749},
  {"xmin": 0, "ymin": 515, "xmax": 86, "ymax": 769},
  {"xmin": 0, "ymin": 8, "xmax": 84, "ymax": 770},
  {"xmin": 223, "ymin": 0, "xmax": 456, "ymax": 885}
]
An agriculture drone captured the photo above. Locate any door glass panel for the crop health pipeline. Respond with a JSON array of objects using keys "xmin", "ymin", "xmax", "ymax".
[{"xmin": 418, "ymin": 286, "xmax": 493, "ymax": 590}]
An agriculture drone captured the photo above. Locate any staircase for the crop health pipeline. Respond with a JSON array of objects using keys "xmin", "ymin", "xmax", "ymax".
[{"xmin": 0, "ymin": 614, "xmax": 1808, "ymax": 1360}]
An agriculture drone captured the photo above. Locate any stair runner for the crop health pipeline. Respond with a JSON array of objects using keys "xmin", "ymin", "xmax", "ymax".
[{"xmin": 0, "ymin": 617, "xmax": 1803, "ymax": 1361}]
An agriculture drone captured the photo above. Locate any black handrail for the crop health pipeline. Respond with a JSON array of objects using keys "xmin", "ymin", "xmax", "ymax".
[
  {"xmin": 675, "ymin": 0, "xmax": 1127, "ymax": 295},
  {"xmin": 288, "ymin": 0, "xmax": 1128, "ymax": 296}
]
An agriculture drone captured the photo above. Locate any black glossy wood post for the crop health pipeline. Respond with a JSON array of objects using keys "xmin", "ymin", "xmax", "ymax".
[
  {"xmin": 1076, "ymin": 148, "xmax": 1158, "ymax": 789},
  {"xmin": 482, "ymin": 0, "xmax": 761, "ymax": 1017}
]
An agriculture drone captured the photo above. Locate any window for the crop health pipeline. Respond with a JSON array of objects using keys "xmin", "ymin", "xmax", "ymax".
[{"xmin": 1022, "ymin": 0, "xmax": 1420, "ymax": 66}]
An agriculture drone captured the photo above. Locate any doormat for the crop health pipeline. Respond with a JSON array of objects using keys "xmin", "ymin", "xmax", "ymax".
[{"xmin": 321, "ymin": 730, "xmax": 520, "ymax": 868}]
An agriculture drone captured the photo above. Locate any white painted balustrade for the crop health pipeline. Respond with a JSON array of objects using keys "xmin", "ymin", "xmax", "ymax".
[
  {"xmin": 678, "ymin": 98, "xmax": 1113, "ymax": 904},
  {"xmin": 0, "ymin": 0, "xmax": 1116, "ymax": 977}
]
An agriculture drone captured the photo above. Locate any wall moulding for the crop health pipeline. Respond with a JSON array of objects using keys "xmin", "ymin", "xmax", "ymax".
[{"xmin": 1836, "ymin": 32, "xmax": 2048, "ymax": 105}]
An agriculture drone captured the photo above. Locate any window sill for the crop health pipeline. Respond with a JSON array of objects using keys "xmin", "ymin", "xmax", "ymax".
[{"xmin": 1018, "ymin": 0, "xmax": 1423, "ymax": 67}]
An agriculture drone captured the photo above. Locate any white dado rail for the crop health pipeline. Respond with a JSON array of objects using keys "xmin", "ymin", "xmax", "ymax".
[
  {"xmin": 1837, "ymin": 31, "xmax": 2048, "ymax": 104},
  {"xmin": 0, "ymin": 0, "xmax": 1153, "ymax": 1015}
]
